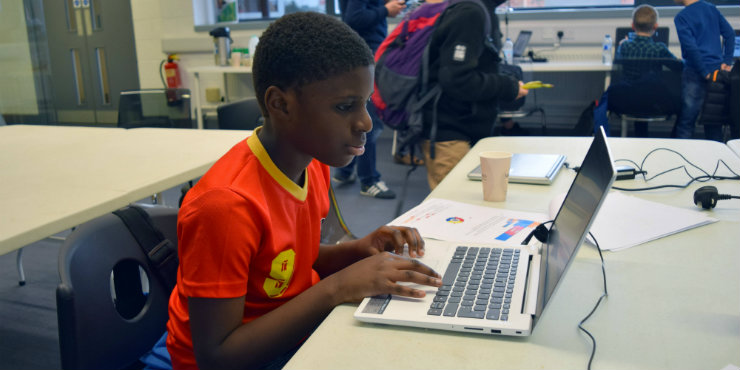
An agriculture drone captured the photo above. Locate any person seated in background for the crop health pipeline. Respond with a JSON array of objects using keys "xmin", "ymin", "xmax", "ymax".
[
  {"xmin": 165, "ymin": 12, "xmax": 441, "ymax": 369},
  {"xmin": 610, "ymin": 4, "xmax": 678, "ymax": 137}
]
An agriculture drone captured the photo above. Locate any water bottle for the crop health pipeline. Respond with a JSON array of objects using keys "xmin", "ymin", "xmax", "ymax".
[
  {"xmin": 248, "ymin": 36, "xmax": 260, "ymax": 59},
  {"xmin": 503, "ymin": 37, "xmax": 514, "ymax": 65},
  {"xmin": 602, "ymin": 34, "xmax": 612, "ymax": 66}
]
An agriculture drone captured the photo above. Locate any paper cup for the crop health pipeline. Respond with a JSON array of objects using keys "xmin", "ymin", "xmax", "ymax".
[{"xmin": 479, "ymin": 151, "xmax": 512, "ymax": 202}]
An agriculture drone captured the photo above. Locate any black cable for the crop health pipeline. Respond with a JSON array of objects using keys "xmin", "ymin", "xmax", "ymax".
[
  {"xmin": 611, "ymin": 148, "xmax": 740, "ymax": 192},
  {"xmin": 579, "ymin": 231, "xmax": 607, "ymax": 370}
]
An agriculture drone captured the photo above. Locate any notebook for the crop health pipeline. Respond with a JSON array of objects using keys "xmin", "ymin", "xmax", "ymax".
[
  {"xmin": 467, "ymin": 153, "xmax": 566, "ymax": 185},
  {"xmin": 354, "ymin": 126, "xmax": 616, "ymax": 336}
]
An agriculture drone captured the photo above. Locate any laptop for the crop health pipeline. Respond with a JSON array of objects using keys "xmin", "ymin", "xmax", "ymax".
[
  {"xmin": 512, "ymin": 30, "xmax": 532, "ymax": 59},
  {"xmin": 615, "ymin": 26, "xmax": 669, "ymax": 45},
  {"xmin": 467, "ymin": 153, "xmax": 566, "ymax": 185},
  {"xmin": 354, "ymin": 127, "xmax": 616, "ymax": 336}
]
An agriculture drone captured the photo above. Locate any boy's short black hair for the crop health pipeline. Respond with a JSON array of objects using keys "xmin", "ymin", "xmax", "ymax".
[
  {"xmin": 252, "ymin": 12, "xmax": 375, "ymax": 116},
  {"xmin": 633, "ymin": 4, "xmax": 658, "ymax": 34}
]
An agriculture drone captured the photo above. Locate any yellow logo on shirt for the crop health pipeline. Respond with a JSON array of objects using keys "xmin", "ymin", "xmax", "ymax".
[{"xmin": 263, "ymin": 249, "xmax": 295, "ymax": 298}]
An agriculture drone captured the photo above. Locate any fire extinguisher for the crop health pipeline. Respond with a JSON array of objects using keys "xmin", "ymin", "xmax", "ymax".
[{"xmin": 161, "ymin": 54, "xmax": 181, "ymax": 89}]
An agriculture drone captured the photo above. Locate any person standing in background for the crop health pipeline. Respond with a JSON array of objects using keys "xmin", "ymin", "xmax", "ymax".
[
  {"xmin": 332, "ymin": 0, "xmax": 406, "ymax": 199},
  {"xmin": 672, "ymin": 0, "xmax": 734, "ymax": 141}
]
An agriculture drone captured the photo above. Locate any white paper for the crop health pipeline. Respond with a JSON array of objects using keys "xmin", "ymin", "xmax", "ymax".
[
  {"xmin": 389, "ymin": 198, "xmax": 547, "ymax": 245},
  {"xmin": 549, "ymin": 192, "xmax": 718, "ymax": 251}
]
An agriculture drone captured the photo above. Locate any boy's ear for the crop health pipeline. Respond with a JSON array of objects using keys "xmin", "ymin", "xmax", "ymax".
[
  {"xmin": 264, "ymin": 85, "xmax": 290, "ymax": 118},
  {"xmin": 631, "ymin": 22, "xmax": 636, "ymax": 31}
]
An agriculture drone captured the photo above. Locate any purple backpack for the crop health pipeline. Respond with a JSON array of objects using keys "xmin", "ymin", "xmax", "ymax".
[{"xmin": 371, "ymin": 0, "xmax": 491, "ymax": 157}]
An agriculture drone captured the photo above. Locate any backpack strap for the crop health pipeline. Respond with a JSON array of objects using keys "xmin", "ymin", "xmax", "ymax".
[{"xmin": 113, "ymin": 205, "xmax": 178, "ymax": 291}]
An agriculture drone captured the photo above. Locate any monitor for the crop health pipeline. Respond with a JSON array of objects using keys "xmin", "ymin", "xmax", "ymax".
[{"xmin": 615, "ymin": 26, "xmax": 669, "ymax": 46}]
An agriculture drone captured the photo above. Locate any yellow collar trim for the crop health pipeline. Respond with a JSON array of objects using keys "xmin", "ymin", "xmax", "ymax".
[{"xmin": 247, "ymin": 127, "xmax": 308, "ymax": 201}]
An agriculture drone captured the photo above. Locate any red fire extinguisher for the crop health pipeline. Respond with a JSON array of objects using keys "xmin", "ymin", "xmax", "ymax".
[{"xmin": 162, "ymin": 54, "xmax": 181, "ymax": 89}]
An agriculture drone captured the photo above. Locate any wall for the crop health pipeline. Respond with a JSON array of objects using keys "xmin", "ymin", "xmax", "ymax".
[
  {"xmin": 0, "ymin": 0, "xmax": 39, "ymax": 115},
  {"xmin": 127, "ymin": 3, "xmax": 740, "ymax": 130}
]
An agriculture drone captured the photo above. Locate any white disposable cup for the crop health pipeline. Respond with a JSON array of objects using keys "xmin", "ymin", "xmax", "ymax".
[
  {"xmin": 479, "ymin": 151, "xmax": 512, "ymax": 202},
  {"xmin": 230, "ymin": 52, "xmax": 242, "ymax": 67}
]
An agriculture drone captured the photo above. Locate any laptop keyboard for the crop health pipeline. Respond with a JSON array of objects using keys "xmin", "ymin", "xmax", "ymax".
[{"xmin": 427, "ymin": 246, "xmax": 519, "ymax": 321}]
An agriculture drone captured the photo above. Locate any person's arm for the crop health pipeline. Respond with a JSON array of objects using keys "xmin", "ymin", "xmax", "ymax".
[
  {"xmin": 674, "ymin": 15, "xmax": 709, "ymax": 78},
  {"xmin": 343, "ymin": 0, "xmax": 388, "ymax": 31},
  {"xmin": 183, "ymin": 195, "xmax": 439, "ymax": 369},
  {"xmin": 313, "ymin": 225, "xmax": 426, "ymax": 277},
  {"xmin": 718, "ymin": 11, "xmax": 735, "ymax": 70},
  {"xmin": 435, "ymin": 5, "xmax": 519, "ymax": 102},
  {"xmin": 190, "ymin": 251, "xmax": 440, "ymax": 369}
]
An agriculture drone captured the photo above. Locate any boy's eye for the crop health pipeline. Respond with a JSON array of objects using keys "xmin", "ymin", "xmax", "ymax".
[{"xmin": 336, "ymin": 102, "xmax": 355, "ymax": 112}]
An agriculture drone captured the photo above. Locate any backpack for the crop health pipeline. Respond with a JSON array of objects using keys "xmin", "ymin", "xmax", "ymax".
[{"xmin": 371, "ymin": 0, "xmax": 491, "ymax": 159}]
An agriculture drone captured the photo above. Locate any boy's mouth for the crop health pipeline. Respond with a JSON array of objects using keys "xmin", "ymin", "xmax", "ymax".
[{"xmin": 348, "ymin": 144, "xmax": 365, "ymax": 156}]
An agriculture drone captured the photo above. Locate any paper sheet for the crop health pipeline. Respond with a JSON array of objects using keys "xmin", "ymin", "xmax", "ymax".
[
  {"xmin": 549, "ymin": 192, "xmax": 718, "ymax": 251},
  {"xmin": 388, "ymin": 198, "xmax": 548, "ymax": 245}
]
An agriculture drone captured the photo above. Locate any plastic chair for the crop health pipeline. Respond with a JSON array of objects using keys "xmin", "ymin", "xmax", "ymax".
[
  {"xmin": 56, "ymin": 205, "xmax": 178, "ymax": 370},
  {"xmin": 320, "ymin": 186, "xmax": 356, "ymax": 245},
  {"xmin": 608, "ymin": 58, "xmax": 682, "ymax": 137},
  {"xmin": 217, "ymin": 97, "xmax": 263, "ymax": 130},
  {"xmin": 498, "ymin": 90, "xmax": 547, "ymax": 135},
  {"xmin": 117, "ymin": 88, "xmax": 194, "ymax": 129}
]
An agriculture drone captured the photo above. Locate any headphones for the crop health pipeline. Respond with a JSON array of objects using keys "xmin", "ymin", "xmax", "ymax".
[{"xmin": 693, "ymin": 186, "xmax": 740, "ymax": 209}]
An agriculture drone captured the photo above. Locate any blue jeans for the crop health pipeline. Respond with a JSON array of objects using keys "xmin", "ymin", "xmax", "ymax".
[
  {"xmin": 338, "ymin": 102, "xmax": 383, "ymax": 187},
  {"xmin": 674, "ymin": 68, "xmax": 722, "ymax": 141}
]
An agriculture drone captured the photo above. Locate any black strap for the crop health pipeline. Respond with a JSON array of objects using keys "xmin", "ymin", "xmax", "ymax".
[{"xmin": 113, "ymin": 206, "xmax": 178, "ymax": 291}]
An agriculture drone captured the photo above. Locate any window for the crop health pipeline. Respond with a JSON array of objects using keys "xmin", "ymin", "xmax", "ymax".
[{"xmin": 506, "ymin": 0, "xmax": 634, "ymax": 9}]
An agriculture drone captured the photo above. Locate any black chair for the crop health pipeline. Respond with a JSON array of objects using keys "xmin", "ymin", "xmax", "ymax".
[
  {"xmin": 217, "ymin": 97, "xmax": 263, "ymax": 130},
  {"xmin": 320, "ymin": 186, "xmax": 357, "ymax": 245},
  {"xmin": 117, "ymin": 88, "xmax": 194, "ymax": 129},
  {"xmin": 56, "ymin": 205, "xmax": 178, "ymax": 370},
  {"xmin": 608, "ymin": 58, "xmax": 682, "ymax": 137}
]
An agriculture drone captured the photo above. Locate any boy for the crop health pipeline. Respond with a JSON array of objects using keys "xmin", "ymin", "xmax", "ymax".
[
  {"xmin": 673, "ymin": 0, "xmax": 735, "ymax": 141},
  {"xmin": 166, "ymin": 12, "xmax": 442, "ymax": 369},
  {"xmin": 612, "ymin": 4, "xmax": 677, "ymax": 137}
]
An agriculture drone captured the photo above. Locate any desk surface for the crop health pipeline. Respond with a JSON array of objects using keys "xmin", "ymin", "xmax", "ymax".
[
  {"xmin": 284, "ymin": 136, "xmax": 740, "ymax": 370},
  {"xmin": 728, "ymin": 139, "xmax": 740, "ymax": 159},
  {"xmin": 0, "ymin": 125, "xmax": 250, "ymax": 255}
]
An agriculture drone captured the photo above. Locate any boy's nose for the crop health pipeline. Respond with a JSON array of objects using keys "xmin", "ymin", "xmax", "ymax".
[{"xmin": 358, "ymin": 111, "xmax": 373, "ymax": 133}]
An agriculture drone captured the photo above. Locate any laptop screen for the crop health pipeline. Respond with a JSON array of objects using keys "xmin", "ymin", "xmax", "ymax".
[
  {"xmin": 734, "ymin": 30, "xmax": 740, "ymax": 58},
  {"xmin": 513, "ymin": 30, "xmax": 532, "ymax": 57},
  {"xmin": 534, "ymin": 127, "xmax": 616, "ymax": 320}
]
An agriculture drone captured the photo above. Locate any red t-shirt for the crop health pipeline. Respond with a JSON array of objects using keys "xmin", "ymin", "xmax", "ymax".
[{"xmin": 166, "ymin": 129, "xmax": 330, "ymax": 369}]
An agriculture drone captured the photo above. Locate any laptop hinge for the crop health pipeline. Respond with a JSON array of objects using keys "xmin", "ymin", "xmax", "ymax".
[{"xmin": 522, "ymin": 242, "xmax": 541, "ymax": 316}]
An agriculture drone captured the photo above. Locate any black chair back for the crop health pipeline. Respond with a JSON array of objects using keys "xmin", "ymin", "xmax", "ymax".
[
  {"xmin": 118, "ymin": 88, "xmax": 193, "ymax": 129},
  {"xmin": 217, "ymin": 98, "xmax": 263, "ymax": 130},
  {"xmin": 56, "ymin": 206, "xmax": 178, "ymax": 370}
]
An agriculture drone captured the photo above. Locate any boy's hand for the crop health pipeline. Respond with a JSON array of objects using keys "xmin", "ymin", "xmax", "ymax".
[
  {"xmin": 332, "ymin": 252, "xmax": 442, "ymax": 302},
  {"xmin": 721, "ymin": 63, "xmax": 732, "ymax": 72},
  {"xmin": 516, "ymin": 80, "xmax": 529, "ymax": 100},
  {"xmin": 358, "ymin": 225, "xmax": 425, "ymax": 257},
  {"xmin": 385, "ymin": 0, "xmax": 406, "ymax": 17}
]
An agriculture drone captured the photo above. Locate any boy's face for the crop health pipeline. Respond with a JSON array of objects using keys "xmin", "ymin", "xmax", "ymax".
[{"xmin": 287, "ymin": 65, "xmax": 374, "ymax": 168}]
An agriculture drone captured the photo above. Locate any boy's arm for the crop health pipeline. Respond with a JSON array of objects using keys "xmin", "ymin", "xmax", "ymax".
[
  {"xmin": 189, "ymin": 250, "xmax": 440, "ymax": 369},
  {"xmin": 343, "ymin": 0, "xmax": 387, "ymax": 31},
  {"xmin": 435, "ymin": 4, "xmax": 519, "ymax": 102},
  {"xmin": 674, "ymin": 15, "xmax": 710, "ymax": 78},
  {"xmin": 718, "ymin": 12, "xmax": 735, "ymax": 66},
  {"xmin": 314, "ymin": 225, "xmax": 426, "ymax": 277}
]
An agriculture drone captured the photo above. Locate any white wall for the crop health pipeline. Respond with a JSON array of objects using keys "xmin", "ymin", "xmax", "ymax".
[{"xmin": 0, "ymin": 0, "xmax": 39, "ymax": 115}]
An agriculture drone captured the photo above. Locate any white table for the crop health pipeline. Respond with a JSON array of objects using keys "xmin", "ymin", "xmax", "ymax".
[
  {"xmin": 284, "ymin": 136, "xmax": 740, "ymax": 370},
  {"xmin": 0, "ymin": 125, "xmax": 251, "ymax": 256},
  {"xmin": 189, "ymin": 65, "xmax": 253, "ymax": 129},
  {"xmin": 727, "ymin": 139, "xmax": 740, "ymax": 159}
]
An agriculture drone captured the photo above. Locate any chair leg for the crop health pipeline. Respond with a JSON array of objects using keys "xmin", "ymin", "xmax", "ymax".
[
  {"xmin": 17, "ymin": 248, "xmax": 26, "ymax": 286},
  {"xmin": 621, "ymin": 117, "xmax": 628, "ymax": 137},
  {"xmin": 539, "ymin": 108, "xmax": 547, "ymax": 136}
]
